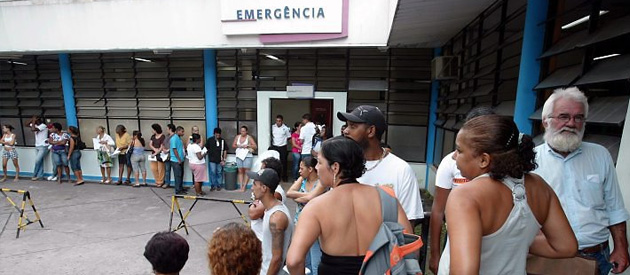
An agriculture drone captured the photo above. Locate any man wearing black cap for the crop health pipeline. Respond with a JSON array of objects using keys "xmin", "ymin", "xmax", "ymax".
[
  {"xmin": 338, "ymin": 105, "xmax": 424, "ymax": 225},
  {"xmin": 248, "ymin": 168, "xmax": 293, "ymax": 275}
]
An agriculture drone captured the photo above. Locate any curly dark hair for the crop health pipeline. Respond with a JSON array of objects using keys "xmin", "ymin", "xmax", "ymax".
[
  {"xmin": 208, "ymin": 222, "xmax": 261, "ymax": 275},
  {"xmin": 143, "ymin": 232, "xmax": 189, "ymax": 274},
  {"xmin": 320, "ymin": 136, "xmax": 365, "ymax": 182},
  {"xmin": 461, "ymin": 115, "xmax": 537, "ymax": 180}
]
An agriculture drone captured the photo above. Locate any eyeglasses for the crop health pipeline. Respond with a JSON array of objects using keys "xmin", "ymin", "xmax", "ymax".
[{"xmin": 548, "ymin": 114, "xmax": 586, "ymax": 123}]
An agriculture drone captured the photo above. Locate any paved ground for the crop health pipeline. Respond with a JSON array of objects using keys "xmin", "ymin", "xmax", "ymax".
[{"xmin": 0, "ymin": 178, "xmax": 296, "ymax": 275}]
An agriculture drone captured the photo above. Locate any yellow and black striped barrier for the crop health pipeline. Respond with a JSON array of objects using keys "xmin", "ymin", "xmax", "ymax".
[
  {"xmin": 1, "ymin": 188, "xmax": 44, "ymax": 238},
  {"xmin": 168, "ymin": 195, "xmax": 252, "ymax": 235}
]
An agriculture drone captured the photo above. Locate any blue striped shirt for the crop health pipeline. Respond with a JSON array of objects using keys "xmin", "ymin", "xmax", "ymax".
[{"xmin": 534, "ymin": 142, "xmax": 629, "ymax": 249}]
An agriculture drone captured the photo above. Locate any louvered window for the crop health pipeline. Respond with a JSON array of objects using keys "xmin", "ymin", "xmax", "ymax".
[
  {"xmin": 0, "ymin": 55, "xmax": 65, "ymax": 146},
  {"xmin": 72, "ymin": 51, "xmax": 205, "ymax": 149},
  {"xmin": 434, "ymin": 0, "xmax": 527, "ymax": 165}
]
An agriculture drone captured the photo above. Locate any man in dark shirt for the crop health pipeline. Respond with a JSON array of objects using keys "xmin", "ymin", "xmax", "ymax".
[{"xmin": 206, "ymin": 127, "xmax": 228, "ymax": 191}]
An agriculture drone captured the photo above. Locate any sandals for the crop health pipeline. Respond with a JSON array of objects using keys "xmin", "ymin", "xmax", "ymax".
[
  {"xmin": 132, "ymin": 183, "xmax": 141, "ymax": 188},
  {"xmin": 116, "ymin": 181, "xmax": 122, "ymax": 185},
  {"xmin": 74, "ymin": 181, "xmax": 85, "ymax": 186}
]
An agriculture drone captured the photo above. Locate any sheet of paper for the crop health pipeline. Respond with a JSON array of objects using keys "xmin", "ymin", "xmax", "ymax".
[
  {"xmin": 160, "ymin": 152, "xmax": 169, "ymax": 161},
  {"xmin": 110, "ymin": 148, "xmax": 121, "ymax": 157}
]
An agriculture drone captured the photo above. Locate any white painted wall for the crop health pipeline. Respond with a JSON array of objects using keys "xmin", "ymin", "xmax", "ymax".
[
  {"xmin": 612, "ymin": 97, "xmax": 630, "ymax": 274},
  {"xmin": 0, "ymin": 0, "xmax": 397, "ymax": 53},
  {"xmin": 409, "ymin": 162, "xmax": 427, "ymax": 190}
]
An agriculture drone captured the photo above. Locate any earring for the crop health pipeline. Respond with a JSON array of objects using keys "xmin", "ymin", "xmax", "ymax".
[{"xmin": 333, "ymin": 174, "xmax": 337, "ymax": 186}]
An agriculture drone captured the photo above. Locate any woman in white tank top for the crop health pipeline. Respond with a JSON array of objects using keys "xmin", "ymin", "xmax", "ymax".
[
  {"xmin": 1, "ymin": 124, "xmax": 20, "ymax": 182},
  {"xmin": 437, "ymin": 115, "xmax": 577, "ymax": 274},
  {"xmin": 232, "ymin": 125, "xmax": 257, "ymax": 192}
]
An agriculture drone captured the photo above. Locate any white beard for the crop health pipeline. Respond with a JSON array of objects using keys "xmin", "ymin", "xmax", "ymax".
[{"xmin": 543, "ymin": 125, "xmax": 584, "ymax": 153}]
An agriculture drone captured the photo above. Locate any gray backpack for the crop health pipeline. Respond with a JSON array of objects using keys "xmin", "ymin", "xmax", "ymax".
[{"xmin": 359, "ymin": 187, "xmax": 424, "ymax": 275}]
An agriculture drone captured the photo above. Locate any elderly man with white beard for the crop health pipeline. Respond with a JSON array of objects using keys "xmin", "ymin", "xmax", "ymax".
[{"xmin": 534, "ymin": 87, "xmax": 630, "ymax": 274}]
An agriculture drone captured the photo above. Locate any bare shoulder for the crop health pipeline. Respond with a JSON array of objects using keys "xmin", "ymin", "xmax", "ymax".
[
  {"xmin": 269, "ymin": 209, "xmax": 289, "ymax": 229},
  {"xmin": 306, "ymin": 189, "xmax": 335, "ymax": 208},
  {"xmin": 524, "ymin": 173, "xmax": 553, "ymax": 199}
]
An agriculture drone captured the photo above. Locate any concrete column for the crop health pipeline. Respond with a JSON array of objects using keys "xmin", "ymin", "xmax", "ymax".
[
  {"xmin": 513, "ymin": 0, "xmax": 548, "ymax": 134},
  {"xmin": 425, "ymin": 48, "xmax": 442, "ymax": 189},
  {"xmin": 204, "ymin": 49, "xmax": 218, "ymax": 138},
  {"xmin": 58, "ymin": 53, "xmax": 77, "ymax": 127}
]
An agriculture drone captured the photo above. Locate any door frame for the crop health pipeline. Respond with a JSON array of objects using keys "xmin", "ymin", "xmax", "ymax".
[{"xmin": 256, "ymin": 91, "xmax": 348, "ymax": 152}]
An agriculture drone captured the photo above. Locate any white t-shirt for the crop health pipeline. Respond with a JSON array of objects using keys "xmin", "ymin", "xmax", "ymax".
[
  {"xmin": 299, "ymin": 122, "xmax": 316, "ymax": 155},
  {"xmin": 30, "ymin": 123, "xmax": 49, "ymax": 147},
  {"xmin": 358, "ymin": 152, "xmax": 424, "ymax": 220},
  {"xmin": 186, "ymin": 143, "xmax": 205, "ymax": 165},
  {"xmin": 435, "ymin": 152, "xmax": 469, "ymax": 189},
  {"xmin": 271, "ymin": 124, "xmax": 291, "ymax": 147}
]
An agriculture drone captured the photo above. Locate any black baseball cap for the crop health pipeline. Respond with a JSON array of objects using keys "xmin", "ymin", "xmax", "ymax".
[
  {"xmin": 337, "ymin": 105, "xmax": 387, "ymax": 135},
  {"xmin": 247, "ymin": 168, "xmax": 280, "ymax": 191}
]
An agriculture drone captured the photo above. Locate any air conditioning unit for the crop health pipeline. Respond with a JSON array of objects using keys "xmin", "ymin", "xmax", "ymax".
[{"xmin": 431, "ymin": 56, "xmax": 459, "ymax": 80}]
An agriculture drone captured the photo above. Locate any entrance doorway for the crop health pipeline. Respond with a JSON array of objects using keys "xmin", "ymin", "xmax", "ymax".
[
  {"xmin": 256, "ymin": 91, "xmax": 347, "ymax": 156},
  {"xmin": 270, "ymin": 99, "xmax": 334, "ymax": 134}
]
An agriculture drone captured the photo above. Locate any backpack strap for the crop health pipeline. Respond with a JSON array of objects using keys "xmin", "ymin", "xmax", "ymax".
[{"xmin": 377, "ymin": 186, "xmax": 397, "ymax": 223}]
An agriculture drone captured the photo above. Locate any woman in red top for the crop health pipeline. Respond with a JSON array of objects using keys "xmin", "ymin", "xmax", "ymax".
[{"xmin": 291, "ymin": 122, "xmax": 303, "ymax": 181}]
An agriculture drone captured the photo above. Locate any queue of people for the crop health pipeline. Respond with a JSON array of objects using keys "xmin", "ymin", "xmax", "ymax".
[{"xmin": 3, "ymin": 87, "xmax": 628, "ymax": 275}]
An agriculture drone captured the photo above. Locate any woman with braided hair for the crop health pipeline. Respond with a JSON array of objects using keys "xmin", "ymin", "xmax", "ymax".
[{"xmin": 438, "ymin": 115, "xmax": 577, "ymax": 274}]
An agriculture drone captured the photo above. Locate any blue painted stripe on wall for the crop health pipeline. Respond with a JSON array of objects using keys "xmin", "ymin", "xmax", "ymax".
[
  {"xmin": 425, "ymin": 47, "xmax": 442, "ymax": 189},
  {"xmin": 59, "ymin": 53, "xmax": 78, "ymax": 127},
  {"xmin": 204, "ymin": 49, "xmax": 218, "ymax": 138},
  {"xmin": 514, "ymin": 0, "xmax": 548, "ymax": 134}
]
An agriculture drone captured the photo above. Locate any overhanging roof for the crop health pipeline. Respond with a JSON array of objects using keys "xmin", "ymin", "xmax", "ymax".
[{"xmin": 388, "ymin": 0, "xmax": 497, "ymax": 47}]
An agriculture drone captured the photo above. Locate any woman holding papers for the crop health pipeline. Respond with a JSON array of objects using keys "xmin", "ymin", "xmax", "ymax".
[
  {"xmin": 233, "ymin": 125, "xmax": 257, "ymax": 192},
  {"xmin": 187, "ymin": 133, "xmax": 208, "ymax": 196},
  {"xmin": 95, "ymin": 126, "xmax": 115, "ymax": 184}
]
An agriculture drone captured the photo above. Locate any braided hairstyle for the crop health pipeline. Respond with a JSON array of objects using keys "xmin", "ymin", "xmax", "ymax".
[{"xmin": 461, "ymin": 115, "xmax": 537, "ymax": 180}]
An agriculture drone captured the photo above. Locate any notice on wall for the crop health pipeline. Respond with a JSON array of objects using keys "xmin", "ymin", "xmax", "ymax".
[
  {"xmin": 287, "ymin": 85, "xmax": 314, "ymax": 99},
  {"xmin": 220, "ymin": 0, "xmax": 343, "ymax": 35}
]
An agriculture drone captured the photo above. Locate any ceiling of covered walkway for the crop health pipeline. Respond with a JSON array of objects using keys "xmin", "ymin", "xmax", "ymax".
[{"xmin": 388, "ymin": 0, "xmax": 497, "ymax": 47}]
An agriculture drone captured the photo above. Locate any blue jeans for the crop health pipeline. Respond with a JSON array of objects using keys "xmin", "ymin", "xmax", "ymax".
[
  {"xmin": 51, "ymin": 150, "xmax": 68, "ymax": 168},
  {"xmin": 33, "ymin": 146, "xmax": 48, "ymax": 178},
  {"xmin": 171, "ymin": 161, "xmax": 183, "ymax": 193},
  {"xmin": 292, "ymin": 152, "xmax": 301, "ymax": 180},
  {"xmin": 209, "ymin": 162, "xmax": 224, "ymax": 188},
  {"xmin": 69, "ymin": 151, "xmax": 82, "ymax": 171},
  {"xmin": 579, "ymin": 244, "xmax": 612, "ymax": 275},
  {"xmin": 164, "ymin": 160, "xmax": 172, "ymax": 185},
  {"xmin": 310, "ymin": 238, "xmax": 322, "ymax": 275}
]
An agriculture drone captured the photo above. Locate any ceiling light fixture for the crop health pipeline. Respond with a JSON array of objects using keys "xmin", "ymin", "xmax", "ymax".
[
  {"xmin": 6, "ymin": 61, "xmax": 27, "ymax": 65},
  {"xmin": 593, "ymin": 53, "xmax": 620, "ymax": 61},
  {"xmin": 263, "ymin": 54, "xmax": 286, "ymax": 64},
  {"xmin": 562, "ymin": 10, "xmax": 608, "ymax": 30},
  {"xmin": 131, "ymin": 57, "xmax": 152, "ymax": 63}
]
